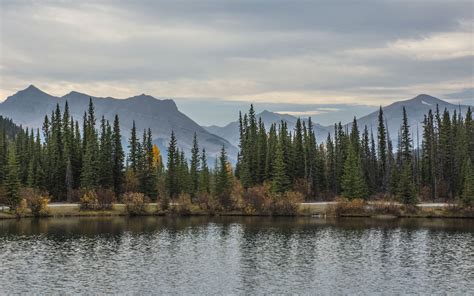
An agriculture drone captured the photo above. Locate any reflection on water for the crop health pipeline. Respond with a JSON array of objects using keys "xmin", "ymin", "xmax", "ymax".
[{"xmin": 0, "ymin": 217, "xmax": 473, "ymax": 294}]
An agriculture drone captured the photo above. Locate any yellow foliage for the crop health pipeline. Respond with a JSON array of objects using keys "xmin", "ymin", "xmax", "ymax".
[{"xmin": 152, "ymin": 144, "xmax": 162, "ymax": 168}]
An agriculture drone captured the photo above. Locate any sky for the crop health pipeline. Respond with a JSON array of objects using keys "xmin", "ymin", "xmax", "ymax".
[{"xmin": 0, "ymin": 0, "xmax": 473, "ymax": 125}]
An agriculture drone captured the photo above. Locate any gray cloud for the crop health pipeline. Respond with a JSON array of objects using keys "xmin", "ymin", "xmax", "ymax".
[{"xmin": 0, "ymin": 0, "xmax": 472, "ymax": 118}]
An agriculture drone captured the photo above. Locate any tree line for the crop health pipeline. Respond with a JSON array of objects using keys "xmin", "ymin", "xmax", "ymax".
[
  {"xmin": 0, "ymin": 99, "xmax": 472, "ymax": 210},
  {"xmin": 234, "ymin": 104, "xmax": 473, "ymax": 206}
]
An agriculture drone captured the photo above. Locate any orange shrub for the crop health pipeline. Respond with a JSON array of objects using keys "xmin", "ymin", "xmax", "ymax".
[
  {"xmin": 122, "ymin": 192, "xmax": 149, "ymax": 215},
  {"xmin": 80, "ymin": 190, "xmax": 99, "ymax": 210}
]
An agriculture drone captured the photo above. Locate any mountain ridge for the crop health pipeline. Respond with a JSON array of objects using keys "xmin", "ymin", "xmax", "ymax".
[
  {"xmin": 205, "ymin": 94, "xmax": 472, "ymax": 148},
  {"xmin": 0, "ymin": 85, "xmax": 238, "ymax": 163}
]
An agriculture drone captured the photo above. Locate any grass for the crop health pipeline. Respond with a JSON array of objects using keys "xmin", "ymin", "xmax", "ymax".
[{"xmin": 0, "ymin": 201, "xmax": 472, "ymax": 219}]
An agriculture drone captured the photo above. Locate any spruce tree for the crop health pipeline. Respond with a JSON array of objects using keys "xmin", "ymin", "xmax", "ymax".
[
  {"xmin": 377, "ymin": 106, "xmax": 388, "ymax": 191},
  {"xmin": 112, "ymin": 115, "xmax": 124, "ymax": 196},
  {"xmin": 5, "ymin": 144, "xmax": 21, "ymax": 209},
  {"xmin": 272, "ymin": 139, "xmax": 290, "ymax": 193},
  {"xmin": 341, "ymin": 142, "xmax": 368, "ymax": 199},
  {"xmin": 189, "ymin": 132, "xmax": 200, "ymax": 196},
  {"xmin": 198, "ymin": 148, "xmax": 210, "ymax": 194},
  {"xmin": 166, "ymin": 131, "xmax": 179, "ymax": 198},
  {"xmin": 461, "ymin": 158, "xmax": 474, "ymax": 207},
  {"xmin": 293, "ymin": 118, "xmax": 305, "ymax": 180},
  {"xmin": 215, "ymin": 145, "xmax": 231, "ymax": 208},
  {"xmin": 128, "ymin": 121, "xmax": 138, "ymax": 173}
]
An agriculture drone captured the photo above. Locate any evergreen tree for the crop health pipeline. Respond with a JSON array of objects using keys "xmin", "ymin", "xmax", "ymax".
[
  {"xmin": 128, "ymin": 121, "xmax": 138, "ymax": 173},
  {"xmin": 198, "ymin": 148, "xmax": 210, "ymax": 194},
  {"xmin": 272, "ymin": 139, "xmax": 290, "ymax": 193},
  {"xmin": 461, "ymin": 158, "xmax": 474, "ymax": 207},
  {"xmin": 341, "ymin": 142, "xmax": 368, "ymax": 199},
  {"xmin": 377, "ymin": 106, "xmax": 388, "ymax": 191},
  {"xmin": 112, "ymin": 115, "xmax": 124, "ymax": 196},
  {"xmin": 293, "ymin": 118, "xmax": 305, "ymax": 180},
  {"xmin": 256, "ymin": 119, "xmax": 267, "ymax": 183},
  {"xmin": 166, "ymin": 131, "xmax": 179, "ymax": 198},
  {"xmin": 5, "ymin": 144, "xmax": 21, "ymax": 209},
  {"xmin": 215, "ymin": 146, "xmax": 232, "ymax": 207},
  {"xmin": 398, "ymin": 161, "xmax": 417, "ymax": 205},
  {"xmin": 189, "ymin": 132, "xmax": 200, "ymax": 196},
  {"xmin": 98, "ymin": 117, "xmax": 113, "ymax": 188}
]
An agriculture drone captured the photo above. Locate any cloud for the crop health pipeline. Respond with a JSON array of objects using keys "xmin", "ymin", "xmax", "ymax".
[
  {"xmin": 0, "ymin": 0, "xmax": 472, "ymax": 110},
  {"xmin": 275, "ymin": 108, "xmax": 340, "ymax": 117}
]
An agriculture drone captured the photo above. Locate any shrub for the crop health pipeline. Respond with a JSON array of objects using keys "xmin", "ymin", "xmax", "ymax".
[
  {"xmin": 95, "ymin": 188, "xmax": 116, "ymax": 210},
  {"xmin": 158, "ymin": 194, "xmax": 170, "ymax": 211},
  {"xmin": 230, "ymin": 181, "xmax": 244, "ymax": 211},
  {"xmin": 124, "ymin": 171, "xmax": 140, "ymax": 193},
  {"xmin": 371, "ymin": 201, "xmax": 402, "ymax": 216},
  {"xmin": 15, "ymin": 198, "xmax": 28, "ymax": 218},
  {"xmin": 244, "ymin": 184, "xmax": 273, "ymax": 215},
  {"xmin": 197, "ymin": 192, "xmax": 221, "ymax": 214},
  {"xmin": 272, "ymin": 191, "xmax": 304, "ymax": 215},
  {"xmin": 333, "ymin": 197, "xmax": 367, "ymax": 216},
  {"xmin": 80, "ymin": 190, "xmax": 99, "ymax": 210},
  {"xmin": 122, "ymin": 192, "xmax": 148, "ymax": 215},
  {"xmin": 173, "ymin": 193, "xmax": 193, "ymax": 215},
  {"xmin": 21, "ymin": 188, "xmax": 50, "ymax": 217}
]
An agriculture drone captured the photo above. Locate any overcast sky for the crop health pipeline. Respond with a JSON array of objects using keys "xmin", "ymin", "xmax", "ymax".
[{"xmin": 0, "ymin": 0, "xmax": 472, "ymax": 125}]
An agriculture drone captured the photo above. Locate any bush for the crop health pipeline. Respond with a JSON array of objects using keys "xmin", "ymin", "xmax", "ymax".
[
  {"xmin": 230, "ymin": 181, "xmax": 244, "ymax": 210},
  {"xmin": 333, "ymin": 197, "xmax": 367, "ymax": 216},
  {"xmin": 158, "ymin": 194, "xmax": 170, "ymax": 211},
  {"xmin": 80, "ymin": 190, "xmax": 99, "ymax": 210},
  {"xmin": 21, "ymin": 188, "xmax": 50, "ymax": 217},
  {"xmin": 15, "ymin": 198, "xmax": 28, "ymax": 218},
  {"xmin": 172, "ymin": 193, "xmax": 193, "ymax": 215},
  {"xmin": 243, "ymin": 184, "xmax": 273, "ymax": 215},
  {"xmin": 371, "ymin": 201, "xmax": 402, "ymax": 216},
  {"xmin": 122, "ymin": 192, "xmax": 148, "ymax": 215},
  {"xmin": 95, "ymin": 188, "xmax": 116, "ymax": 210},
  {"xmin": 197, "ymin": 192, "xmax": 221, "ymax": 214},
  {"xmin": 272, "ymin": 191, "xmax": 303, "ymax": 215}
]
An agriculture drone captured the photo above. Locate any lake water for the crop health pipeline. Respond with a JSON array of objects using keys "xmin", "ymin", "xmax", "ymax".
[{"xmin": 0, "ymin": 217, "xmax": 473, "ymax": 294}]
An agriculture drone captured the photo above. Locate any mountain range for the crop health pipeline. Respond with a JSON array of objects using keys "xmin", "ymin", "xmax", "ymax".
[
  {"xmin": 0, "ymin": 86, "xmax": 472, "ymax": 163},
  {"xmin": 0, "ymin": 85, "xmax": 238, "ymax": 163},
  {"xmin": 206, "ymin": 94, "xmax": 472, "ymax": 147}
]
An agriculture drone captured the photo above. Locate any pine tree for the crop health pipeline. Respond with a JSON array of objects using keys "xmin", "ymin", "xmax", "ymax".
[
  {"xmin": 198, "ymin": 148, "xmax": 210, "ymax": 194},
  {"xmin": 112, "ymin": 115, "xmax": 124, "ymax": 196},
  {"xmin": 166, "ymin": 131, "xmax": 179, "ymax": 198},
  {"xmin": 189, "ymin": 132, "xmax": 200, "ymax": 196},
  {"xmin": 265, "ymin": 123, "xmax": 277, "ymax": 181},
  {"xmin": 341, "ymin": 142, "xmax": 368, "ymax": 199},
  {"xmin": 398, "ymin": 161, "xmax": 417, "ymax": 205},
  {"xmin": 326, "ymin": 133, "xmax": 336, "ymax": 195},
  {"xmin": 461, "ymin": 158, "xmax": 474, "ymax": 207},
  {"xmin": 377, "ymin": 106, "xmax": 388, "ymax": 191},
  {"xmin": 98, "ymin": 117, "xmax": 113, "ymax": 188},
  {"xmin": 5, "ymin": 144, "xmax": 21, "ymax": 209},
  {"xmin": 293, "ymin": 118, "xmax": 305, "ymax": 180},
  {"xmin": 256, "ymin": 119, "xmax": 267, "ymax": 183},
  {"xmin": 128, "ymin": 121, "xmax": 138, "ymax": 173},
  {"xmin": 215, "ymin": 145, "xmax": 231, "ymax": 207},
  {"xmin": 272, "ymin": 139, "xmax": 290, "ymax": 193},
  {"xmin": 421, "ymin": 110, "xmax": 436, "ymax": 200}
]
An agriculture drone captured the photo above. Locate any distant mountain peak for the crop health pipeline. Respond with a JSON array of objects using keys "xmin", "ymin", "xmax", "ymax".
[
  {"xmin": 412, "ymin": 94, "xmax": 438, "ymax": 102},
  {"xmin": 20, "ymin": 84, "xmax": 46, "ymax": 95}
]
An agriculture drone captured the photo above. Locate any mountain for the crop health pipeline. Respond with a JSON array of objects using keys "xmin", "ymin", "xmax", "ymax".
[
  {"xmin": 0, "ymin": 85, "xmax": 238, "ymax": 163},
  {"xmin": 204, "ymin": 94, "xmax": 472, "ymax": 148},
  {"xmin": 352, "ymin": 94, "xmax": 471, "ymax": 145},
  {"xmin": 204, "ymin": 110, "xmax": 332, "ymax": 147}
]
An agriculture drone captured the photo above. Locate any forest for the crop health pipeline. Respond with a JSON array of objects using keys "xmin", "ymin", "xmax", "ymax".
[{"xmin": 0, "ymin": 99, "xmax": 473, "ymax": 213}]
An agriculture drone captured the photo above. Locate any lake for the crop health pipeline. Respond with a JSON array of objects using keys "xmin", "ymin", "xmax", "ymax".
[{"xmin": 0, "ymin": 217, "xmax": 473, "ymax": 294}]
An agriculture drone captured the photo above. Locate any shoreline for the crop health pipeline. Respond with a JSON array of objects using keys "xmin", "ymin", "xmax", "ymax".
[{"xmin": 0, "ymin": 202, "xmax": 472, "ymax": 220}]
